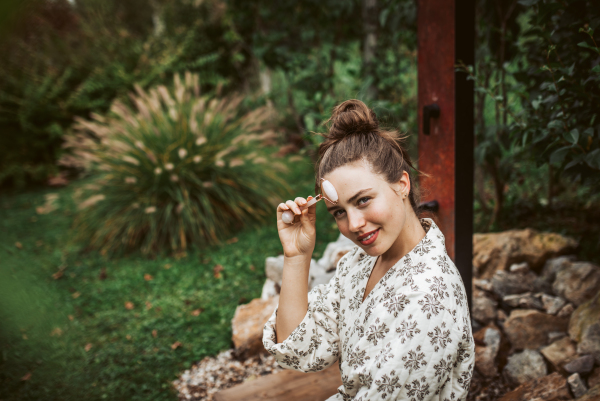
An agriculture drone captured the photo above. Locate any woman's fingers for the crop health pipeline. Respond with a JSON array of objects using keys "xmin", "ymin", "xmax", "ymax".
[{"xmin": 285, "ymin": 199, "xmax": 302, "ymax": 215}]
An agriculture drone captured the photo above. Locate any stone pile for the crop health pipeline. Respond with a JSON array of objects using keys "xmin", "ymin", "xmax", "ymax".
[{"xmin": 470, "ymin": 229, "xmax": 600, "ymax": 401}]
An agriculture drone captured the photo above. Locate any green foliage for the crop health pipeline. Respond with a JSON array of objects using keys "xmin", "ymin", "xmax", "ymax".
[
  {"xmin": 60, "ymin": 72, "xmax": 286, "ymax": 255},
  {"xmin": 516, "ymin": 0, "xmax": 600, "ymax": 186},
  {"xmin": 0, "ymin": 0, "xmax": 245, "ymax": 188}
]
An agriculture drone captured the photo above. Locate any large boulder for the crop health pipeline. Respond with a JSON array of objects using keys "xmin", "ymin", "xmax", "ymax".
[
  {"xmin": 491, "ymin": 270, "xmax": 545, "ymax": 298},
  {"xmin": 231, "ymin": 296, "xmax": 279, "ymax": 359},
  {"xmin": 577, "ymin": 323, "xmax": 600, "ymax": 365},
  {"xmin": 540, "ymin": 256, "xmax": 576, "ymax": 284},
  {"xmin": 316, "ymin": 233, "xmax": 355, "ymax": 272},
  {"xmin": 568, "ymin": 290, "xmax": 600, "ymax": 343},
  {"xmin": 473, "ymin": 229, "xmax": 578, "ymax": 279},
  {"xmin": 540, "ymin": 336, "xmax": 577, "ymax": 374},
  {"xmin": 503, "ymin": 349, "xmax": 548, "ymax": 385},
  {"xmin": 503, "ymin": 309, "xmax": 569, "ymax": 350},
  {"xmin": 498, "ymin": 372, "xmax": 572, "ymax": 401},
  {"xmin": 553, "ymin": 262, "xmax": 600, "ymax": 306}
]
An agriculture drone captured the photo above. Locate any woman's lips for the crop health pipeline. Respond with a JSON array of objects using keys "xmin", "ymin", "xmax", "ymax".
[{"xmin": 358, "ymin": 229, "xmax": 379, "ymax": 246}]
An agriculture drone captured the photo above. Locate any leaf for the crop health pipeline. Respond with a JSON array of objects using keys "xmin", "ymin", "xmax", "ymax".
[
  {"xmin": 213, "ymin": 264, "xmax": 224, "ymax": 279},
  {"xmin": 152, "ymin": 329, "xmax": 157, "ymax": 338},
  {"xmin": 226, "ymin": 237, "xmax": 238, "ymax": 244},
  {"xmin": 124, "ymin": 301, "xmax": 134, "ymax": 310},
  {"xmin": 145, "ymin": 301, "xmax": 152, "ymax": 310},
  {"xmin": 171, "ymin": 341, "xmax": 182, "ymax": 350},
  {"xmin": 577, "ymin": 42, "xmax": 600, "ymax": 54},
  {"xmin": 592, "ymin": 65, "xmax": 600, "ymax": 73},
  {"xmin": 564, "ymin": 129, "xmax": 579, "ymax": 144},
  {"xmin": 547, "ymin": 120, "xmax": 564, "ymax": 130},
  {"xmin": 550, "ymin": 146, "xmax": 571, "ymax": 165},
  {"xmin": 15, "ymin": 242, "xmax": 22, "ymax": 249},
  {"xmin": 72, "ymin": 292, "xmax": 81, "ymax": 299},
  {"xmin": 585, "ymin": 149, "xmax": 600, "ymax": 169},
  {"xmin": 50, "ymin": 327, "xmax": 63, "ymax": 337},
  {"xmin": 85, "ymin": 343, "xmax": 93, "ymax": 352},
  {"xmin": 584, "ymin": 127, "xmax": 595, "ymax": 136},
  {"xmin": 191, "ymin": 309, "xmax": 203, "ymax": 316},
  {"xmin": 144, "ymin": 274, "xmax": 153, "ymax": 281},
  {"xmin": 21, "ymin": 372, "xmax": 31, "ymax": 381}
]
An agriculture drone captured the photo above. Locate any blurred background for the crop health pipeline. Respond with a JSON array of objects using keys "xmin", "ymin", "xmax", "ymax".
[{"xmin": 0, "ymin": 0, "xmax": 598, "ymax": 399}]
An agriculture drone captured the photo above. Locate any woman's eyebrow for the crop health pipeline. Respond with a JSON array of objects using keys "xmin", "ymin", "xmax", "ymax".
[{"xmin": 326, "ymin": 188, "xmax": 372, "ymax": 212}]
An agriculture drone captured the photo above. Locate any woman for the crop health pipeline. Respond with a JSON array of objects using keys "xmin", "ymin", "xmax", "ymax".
[{"xmin": 263, "ymin": 100, "xmax": 474, "ymax": 400}]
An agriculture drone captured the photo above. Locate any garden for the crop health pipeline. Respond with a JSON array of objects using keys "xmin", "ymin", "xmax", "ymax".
[{"xmin": 0, "ymin": 0, "xmax": 599, "ymax": 400}]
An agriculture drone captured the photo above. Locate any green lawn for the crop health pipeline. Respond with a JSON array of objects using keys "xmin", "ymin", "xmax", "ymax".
[{"xmin": 0, "ymin": 160, "xmax": 339, "ymax": 401}]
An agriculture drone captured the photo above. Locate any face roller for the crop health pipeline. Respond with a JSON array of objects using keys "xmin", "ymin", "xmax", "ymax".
[{"xmin": 281, "ymin": 179, "xmax": 339, "ymax": 224}]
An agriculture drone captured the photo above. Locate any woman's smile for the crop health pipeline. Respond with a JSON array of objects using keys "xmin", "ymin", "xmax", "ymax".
[{"xmin": 357, "ymin": 228, "xmax": 379, "ymax": 245}]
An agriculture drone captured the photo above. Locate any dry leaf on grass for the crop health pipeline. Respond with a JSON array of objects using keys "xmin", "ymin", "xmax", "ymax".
[
  {"xmin": 72, "ymin": 292, "xmax": 81, "ymax": 299},
  {"xmin": 145, "ymin": 301, "xmax": 152, "ymax": 310},
  {"xmin": 124, "ymin": 301, "xmax": 134, "ymax": 310},
  {"xmin": 152, "ymin": 330, "xmax": 157, "ymax": 338},
  {"xmin": 50, "ymin": 328, "xmax": 63, "ymax": 337},
  {"xmin": 85, "ymin": 343, "xmax": 93, "ymax": 352},
  {"xmin": 21, "ymin": 372, "xmax": 31, "ymax": 381},
  {"xmin": 191, "ymin": 309, "xmax": 203, "ymax": 316},
  {"xmin": 213, "ymin": 265, "xmax": 224, "ymax": 279},
  {"xmin": 226, "ymin": 237, "xmax": 238, "ymax": 244},
  {"xmin": 52, "ymin": 271, "xmax": 64, "ymax": 280},
  {"xmin": 144, "ymin": 274, "xmax": 153, "ymax": 281},
  {"xmin": 171, "ymin": 341, "xmax": 182, "ymax": 350},
  {"xmin": 164, "ymin": 264, "xmax": 172, "ymax": 269},
  {"xmin": 15, "ymin": 242, "xmax": 22, "ymax": 249}
]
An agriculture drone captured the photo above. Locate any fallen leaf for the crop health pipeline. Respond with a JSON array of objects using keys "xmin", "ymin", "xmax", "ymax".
[
  {"xmin": 68, "ymin": 315, "xmax": 74, "ymax": 321},
  {"xmin": 171, "ymin": 341, "xmax": 182, "ymax": 350},
  {"xmin": 52, "ymin": 271, "xmax": 64, "ymax": 280},
  {"xmin": 213, "ymin": 264, "xmax": 224, "ymax": 279},
  {"xmin": 72, "ymin": 292, "xmax": 81, "ymax": 299},
  {"xmin": 152, "ymin": 329, "xmax": 157, "ymax": 338},
  {"xmin": 22, "ymin": 334, "xmax": 28, "ymax": 340},
  {"xmin": 15, "ymin": 242, "xmax": 22, "ymax": 249},
  {"xmin": 36, "ymin": 240, "xmax": 44, "ymax": 247},
  {"xmin": 126, "ymin": 334, "xmax": 132, "ymax": 340},
  {"xmin": 155, "ymin": 307, "xmax": 163, "ymax": 312},
  {"xmin": 85, "ymin": 343, "xmax": 92, "ymax": 352},
  {"xmin": 99, "ymin": 268, "xmax": 107, "ymax": 280},
  {"xmin": 164, "ymin": 263, "xmax": 172, "ymax": 269},
  {"xmin": 249, "ymin": 265, "xmax": 256, "ymax": 271},
  {"xmin": 21, "ymin": 372, "xmax": 31, "ymax": 381},
  {"xmin": 191, "ymin": 309, "xmax": 203, "ymax": 316},
  {"xmin": 145, "ymin": 301, "xmax": 152, "ymax": 310},
  {"xmin": 50, "ymin": 328, "xmax": 63, "ymax": 337},
  {"xmin": 226, "ymin": 237, "xmax": 238, "ymax": 244},
  {"xmin": 144, "ymin": 274, "xmax": 153, "ymax": 281},
  {"xmin": 124, "ymin": 301, "xmax": 134, "ymax": 310}
]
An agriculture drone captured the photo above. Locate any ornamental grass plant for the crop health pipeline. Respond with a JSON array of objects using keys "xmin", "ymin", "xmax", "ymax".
[{"xmin": 60, "ymin": 72, "xmax": 286, "ymax": 255}]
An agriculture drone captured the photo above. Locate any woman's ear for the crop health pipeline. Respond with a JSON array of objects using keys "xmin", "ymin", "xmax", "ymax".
[{"xmin": 399, "ymin": 171, "xmax": 410, "ymax": 195}]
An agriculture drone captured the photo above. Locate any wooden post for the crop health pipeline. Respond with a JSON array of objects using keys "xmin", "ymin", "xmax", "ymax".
[{"xmin": 417, "ymin": 0, "xmax": 474, "ymax": 309}]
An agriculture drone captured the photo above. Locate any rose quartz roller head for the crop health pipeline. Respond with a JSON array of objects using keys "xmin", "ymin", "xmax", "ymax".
[{"xmin": 281, "ymin": 179, "xmax": 338, "ymax": 224}]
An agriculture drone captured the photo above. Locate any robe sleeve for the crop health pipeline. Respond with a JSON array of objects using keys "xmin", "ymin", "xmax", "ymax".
[
  {"xmin": 352, "ymin": 290, "xmax": 474, "ymax": 401},
  {"xmin": 262, "ymin": 266, "xmax": 343, "ymax": 373}
]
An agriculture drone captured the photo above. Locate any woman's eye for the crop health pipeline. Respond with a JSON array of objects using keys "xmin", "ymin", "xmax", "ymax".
[
  {"xmin": 333, "ymin": 209, "xmax": 346, "ymax": 218},
  {"xmin": 357, "ymin": 197, "xmax": 370, "ymax": 206}
]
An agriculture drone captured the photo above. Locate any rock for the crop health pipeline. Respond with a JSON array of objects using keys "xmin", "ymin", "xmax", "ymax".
[
  {"xmin": 542, "ymin": 294, "xmax": 567, "ymax": 315},
  {"xmin": 261, "ymin": 279, "xmax": 279, "ymax": 299},
  {"xmin": 474, "ymin": 324, "xmax": 502, "ymax": 377},
  {"xmin": 497, "ymin": 309, "xmax": 508, "ymax": 323},
  {"xmin": 574, "ymin": 384, "xmax": 600, "ymax": 401},
  {"xmin": 558, "ymin": 303, "xmax": 575, "ymax": 318},
  {"xmin": 474, "ymin": 278, "xmax": 493, "ymax": 292},
  {"xmin": 472, "ymin": 289, "xmax": 498, "ymax": 324},
  {"xmin": 498, "ymin": 372, "xmax": 572, "ymax": 401},
  {"xmin": 588, "ymin": 367, "xmax": 600, "ymax": 388},
  {"xmin": 577, "ymin": 323, "xmax": 600, "ymax": 365},
  {"xmin": 510, "ymin": 262, "xmax": 530, "ymax": 273},
  {"xmin": 503, "ymin": 309, "xmax": 570, "ymax": 350},
  {"xmin": 265, "ymin": 255, "xmax": 320, "ymax": 288},
  {"xmin": 503, "ymin": 292, "xmax": 544, "ymax": 310},
  {"xmin": 473, "ymin": 229, "xmax": 578, "ymax": 279},
  {"xmin": 540, "ymin": 337, "xmax": 577, "ymax": 373},
  {"xmin": 316, "ymin": 234, "xmax": 355, "ymax": 272},
  {"xmin": 541, "ymin": 256, "xmax": 577, "ymax": 284},
  {"xmin": 548, "ymin": 331, "xmax": 568, "ymax": 343},
  {"xmin": 568, "ymin": 373, "xmax": 588, "ymax": 399},
  {"xmin": 504, "ymin": 349, "xmax": 548, "ymax": 385},
  {"xmin": 492, "ymin": 270, "xmax": 546, "ymax": 298},
  {"xmin": 553, "ymin": 262, "xmax": 600, "ymax": 306},
  {"xmin": 564, "ymin": 355, "xmax": 595, "ymax": 375},
  {"xmin": 569, "ymin": 291, "xmax": 600, "ymax": 343},
  {"xmin": 231, "ymin": 296, "xmax": 279, "ymax": 359}
]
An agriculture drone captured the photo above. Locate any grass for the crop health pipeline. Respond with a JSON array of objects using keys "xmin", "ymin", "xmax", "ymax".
[{"xmin": 0, "ymin": 157, "xmax": 339, "ymax": 401}]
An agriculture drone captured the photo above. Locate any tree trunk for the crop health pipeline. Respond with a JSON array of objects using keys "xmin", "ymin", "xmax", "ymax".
[{"xmin": 362, "ymin": 0, "xmax": 378, "ymax": 100}]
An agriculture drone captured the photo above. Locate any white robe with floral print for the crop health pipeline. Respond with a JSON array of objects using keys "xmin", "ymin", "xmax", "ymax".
[{"xmin": 263, "ymin": 219, "xmax": 475, "ymax": 401}]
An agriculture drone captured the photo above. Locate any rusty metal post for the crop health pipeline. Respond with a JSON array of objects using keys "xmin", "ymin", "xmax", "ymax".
[{"xmin": 417, "ymin": 0, "xmax": 474, "ymax": 309}]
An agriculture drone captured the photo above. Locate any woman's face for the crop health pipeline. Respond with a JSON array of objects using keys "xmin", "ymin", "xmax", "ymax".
[{"xmin": 323, "ymin": 160, "xmax": 410, "ymax": 257}]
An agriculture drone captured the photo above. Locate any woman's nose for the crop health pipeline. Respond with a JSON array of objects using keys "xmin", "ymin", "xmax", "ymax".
[{"xmin": 347, "ymin": 210, "xmax": 366, "ymax": 232}]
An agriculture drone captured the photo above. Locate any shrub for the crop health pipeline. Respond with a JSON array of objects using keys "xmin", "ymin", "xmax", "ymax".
[{"xmin": 60, "ymin": 72, "xmax": 286, "ymax": 255}]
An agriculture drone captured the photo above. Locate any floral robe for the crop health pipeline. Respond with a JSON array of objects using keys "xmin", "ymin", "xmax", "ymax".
[{"xmin": 263, "ymin": 219, "xmax": 475, "ymax": 401}]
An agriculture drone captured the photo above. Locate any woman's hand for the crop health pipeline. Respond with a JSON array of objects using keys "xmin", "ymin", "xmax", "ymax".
[{"xmin": 277, "ymin": 196, "xmax": 317, "ymax": 258}]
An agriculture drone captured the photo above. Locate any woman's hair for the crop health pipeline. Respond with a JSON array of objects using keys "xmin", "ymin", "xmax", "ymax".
[{"xmin": 315, "ymin": 99, "xmax": 421, "ymax": 215}]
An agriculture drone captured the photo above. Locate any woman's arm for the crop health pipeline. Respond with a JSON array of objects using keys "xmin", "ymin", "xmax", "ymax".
[{"xmin": 276, "ymin": 255, "xmax": 311, "ymax": 343}]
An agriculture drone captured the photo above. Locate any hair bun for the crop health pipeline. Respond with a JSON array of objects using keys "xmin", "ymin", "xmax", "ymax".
[{"xmin": 327, "ymin": 99, "xmax": 379, "ymax": 140}]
